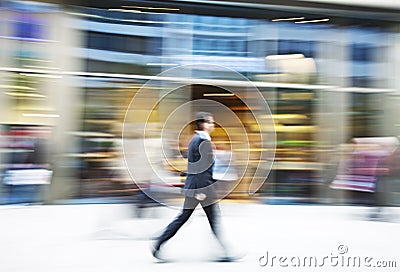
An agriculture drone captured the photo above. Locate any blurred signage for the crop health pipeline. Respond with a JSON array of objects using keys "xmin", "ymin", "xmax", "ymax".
[
  {"xmin": 3, "ymin": 0, "xmax": 58, "ymax": 12},
  {"xmin": 280, "ymin": 92, "xmax": 314, "ymax": 100},
  {"xmin": 11, "ymin": 14, "xmax": 48, "ymax": 42}
]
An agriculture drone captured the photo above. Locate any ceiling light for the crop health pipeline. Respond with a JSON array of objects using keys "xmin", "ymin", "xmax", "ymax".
[
  {"xmin": 266, "ymin": 54, "xmax": 305, "ymax": 60},
  {"xmin": 203, "ymin": 93, "xmax": 235, "ymax": 97},
  {"xmin": 122, "ymin": 6, "xmax": 180, "ymax": 11},
  {"xmin": 146, "ymin": 63, "xmax": 178, "ymax": 66},
  {"xmin": 295, "ymin": 18, "xmax": 330, "ymax": 24},
  {"xmin": 272, "ymin": 17, "xmax": 304, "ymax": 22},
  {"xmin": 108, "ymin": 8, "xmax": 141, "ymax": 13}
]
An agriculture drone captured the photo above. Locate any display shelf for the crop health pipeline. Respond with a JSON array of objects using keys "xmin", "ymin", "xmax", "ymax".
[{"xmin": 263, "ymin": 87, "xmax": 324, "ymax": 200}]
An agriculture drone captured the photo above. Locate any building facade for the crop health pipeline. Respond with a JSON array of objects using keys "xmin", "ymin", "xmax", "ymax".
[{"xmin": 1, "ymin": 0, "xmax": 400, "ymax": 205}]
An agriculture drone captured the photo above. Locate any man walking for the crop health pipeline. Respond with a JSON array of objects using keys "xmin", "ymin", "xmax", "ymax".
[{"xmin": 152, "ymin": 112, "xmax": 234, "ymax": 262}]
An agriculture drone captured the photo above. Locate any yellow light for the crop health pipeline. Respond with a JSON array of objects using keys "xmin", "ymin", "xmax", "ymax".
[
  {"xmin": 5, "ymin": 92, "xmax": 45, "ymax": 98},
  {"xmin": 1, "ymin": 85, "xmax": 35, "ymax": 91},
  {"xmin": 23, "ymin": 113, "xmax": 60, "ymax": 118},
  {"xmin": 20, "ymin": 73, "xmax": 62, "ymax": 79},
  {"xmin": 24, "ymin": 65, "xmax": 59, "ymax": 70}
]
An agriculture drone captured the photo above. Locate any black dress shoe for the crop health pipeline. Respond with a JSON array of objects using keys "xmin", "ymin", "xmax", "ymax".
[
  {"xmin": 151, "ymin": 243, "xmax": 166, "ymax": 262},
  {"xmin": 214, "ymin": 256, "xmax": 238, "ymax": 262},
  {"xmin": 151, "ymin": 246, "xmax": 160, "ymax": 258}
]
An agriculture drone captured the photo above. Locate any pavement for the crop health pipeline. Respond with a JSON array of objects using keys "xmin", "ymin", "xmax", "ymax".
[{"xmin": 0, "ymin": 201, "xmax": 399, "ymax": 272}]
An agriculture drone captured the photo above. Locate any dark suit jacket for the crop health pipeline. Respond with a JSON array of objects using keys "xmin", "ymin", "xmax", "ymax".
[{"xmin": 182, "ymin": 133, "xmax": 217, "ymax": 199}]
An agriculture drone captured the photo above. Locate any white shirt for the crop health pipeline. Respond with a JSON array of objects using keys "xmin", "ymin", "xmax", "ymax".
[{"xmin": 195, "ymin": 130, "xmax": 211, "ymax": 141}]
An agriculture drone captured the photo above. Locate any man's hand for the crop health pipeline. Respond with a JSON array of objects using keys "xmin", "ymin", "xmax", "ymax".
[{"xmin": 194, "ymin": 193, "xmax": 207, "ymax": 201}]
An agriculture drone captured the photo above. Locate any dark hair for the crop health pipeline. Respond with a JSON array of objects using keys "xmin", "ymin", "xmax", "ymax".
[{"xmin": 195, "ymin": 112, "xmax": 213, "ymax": 130}]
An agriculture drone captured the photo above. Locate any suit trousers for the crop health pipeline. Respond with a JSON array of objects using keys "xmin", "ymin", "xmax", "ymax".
[{"xmin": 155, "ymin": 196, "xmax": 224, "ymax": 251}]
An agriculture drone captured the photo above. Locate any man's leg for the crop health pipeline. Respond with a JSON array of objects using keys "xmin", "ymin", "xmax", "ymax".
[
  {"xmin": 201, "ymin": 202, "xmax": 227, "ymax": 250},
  {"xmin": 154, "ymin": 197, "xmax": 198, "ymax": 251},
  {"xmin": 201, "ymin": 201, "xmax": 239, "ymax": 262}
]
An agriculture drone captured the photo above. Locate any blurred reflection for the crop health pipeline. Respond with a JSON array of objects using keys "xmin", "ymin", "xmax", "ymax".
[
  {"xmin": 1, "ymin": 125, "xmax": 52, "ymax": 204},
  {"xmin": 213, "ymin": 141, "xmax": 239, "ymax": 199},
  {"xmin": 331, "ymin": 137, "xmax": 399, "ymax": 218}
]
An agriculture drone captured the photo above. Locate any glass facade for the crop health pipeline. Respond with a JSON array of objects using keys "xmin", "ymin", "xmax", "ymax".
[{"xmin": 1, "ymin": 1, "xmax": 400, "ymax": 205}]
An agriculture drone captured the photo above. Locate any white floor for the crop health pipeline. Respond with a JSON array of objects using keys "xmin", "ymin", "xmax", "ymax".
[{"xmin": 0, "ymin": 202, "xmax": 399, "ymax": 272}]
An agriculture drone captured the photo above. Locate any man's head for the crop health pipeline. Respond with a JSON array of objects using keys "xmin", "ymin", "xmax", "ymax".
[{"xmin": 195, "ymin": 112, "xmax": 214, "ymax": 134}]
